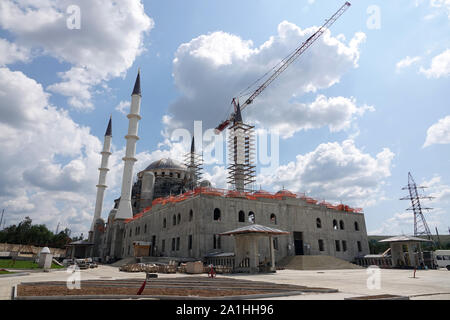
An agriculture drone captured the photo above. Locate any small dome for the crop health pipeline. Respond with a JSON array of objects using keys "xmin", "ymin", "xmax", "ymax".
[
  {"xmin": 199, "ymin": 180, "xmax": 212, "ymax": 187},
  {"xmin": 144, "ymin": 158, "xmax": 187, "ymax": 171},
  {"xmin": 40, "ymin": 247, "xmax": 50, "ymax": 254},
  {"xmin": 95, "ymin": 218, "xmax": 105, "ymax": 224},
  {"xmin": 276, "ymin": 189, "xmax": 297, "ymax": 197}
]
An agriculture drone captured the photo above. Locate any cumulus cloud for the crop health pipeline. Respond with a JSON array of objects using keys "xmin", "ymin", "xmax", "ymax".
[
  {"xmin": 115, "ymin": 100, "xmax": 131, "ymax": 115},
  {"xmin": 0, "ymin": 38, "xmax": 30, "ymax": 66},
  {"xmin": 257, "ymin": 139, "xmax": 395, "ymax": 208},
  {"xmin": 0, "ymin": 67, "xmax": 104, "ymax": 233},
  {"xmin": 0, "ymin": 0, "xmax": 154, "ymax": 110},
  {"xmin": 395, "ymin": 56, "xmax": 421, "ymax": 72},
  {"xmin": 370, "ymin": 174, "xmax": 450, "ymax": 235},
  {"xmin": 419, "ymin": 49, "xmax": 450, "ymax": 79},
  {"xmin": 202, "ymin": 166, "xmax": 228, "ymax": 189},
  {"xmin": 423, "ymin": 115, "xmax": 450, "ymax": 147},
  {"xmin": 166, "ymin": 22, "xmax": 367, "ymax": 138},
  {"xmin": 429, "ymin": 0, "xmax": 450, "ymax": 18}
]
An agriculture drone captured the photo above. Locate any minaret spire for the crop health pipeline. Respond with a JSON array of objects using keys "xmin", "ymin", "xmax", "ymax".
[
  {"xmin": 190, "ymin": 136, "xmax": 195, "ymax": 153},
  {"xmin": 105, "ymin": 115, "xmax": 112, "ymax": 136},
  {"xmin": 132, "ymin": 68, "xmax": 141, "ymax": 96},
  {"xmin": 116, "ymin": 70, "xmax": 142, "ymax": 220},
  {"xmin": 90, "ymin": 117, "xmax": 113, "ymax": 232}
]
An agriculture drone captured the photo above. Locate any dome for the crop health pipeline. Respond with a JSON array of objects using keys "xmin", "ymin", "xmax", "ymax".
[
  {"xmin": 276, "ymin": 189, "xmax": 297, "ymax": 197},
  {"xmin": 144, "ymin": 158, "xmax": 187, "ymax": 171},
  {"xmin": 40, "ymin": 247, "xmax": 50, "ymax": 254},
  {"xmin": 199, "ymin": 180, "xmax": 212, "ymax": 188}
]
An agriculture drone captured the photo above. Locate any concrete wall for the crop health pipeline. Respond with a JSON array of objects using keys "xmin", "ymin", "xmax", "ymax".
[{"xmin": 98, "ymin": 194, "xmax": 369, "ymax": 263}]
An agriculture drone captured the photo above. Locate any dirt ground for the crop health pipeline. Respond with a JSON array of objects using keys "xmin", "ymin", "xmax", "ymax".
[{"xmin": 17, "ymin": 284, "xmax": 274, "ymax": 297}]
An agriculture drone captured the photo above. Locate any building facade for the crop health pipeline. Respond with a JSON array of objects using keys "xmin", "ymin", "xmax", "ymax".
[{"xmin": 89, "ymin": 71, "xmax": 370, "ymax": 266}]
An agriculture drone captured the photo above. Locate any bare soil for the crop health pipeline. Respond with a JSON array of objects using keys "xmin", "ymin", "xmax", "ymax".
[{"xmin": 17, "ymin": 284, "xmax": 273, "ymax": 297}]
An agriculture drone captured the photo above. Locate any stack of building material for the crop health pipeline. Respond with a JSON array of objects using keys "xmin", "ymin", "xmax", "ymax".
[{"xmin": 186, "ymin": 261, "xmax": 203, "ymax": 274}]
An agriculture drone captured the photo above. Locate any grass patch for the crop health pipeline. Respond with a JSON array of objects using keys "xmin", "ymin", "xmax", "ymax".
[
  {"xmin": 0, "ymin": 259, "xmax": 63, "ymax": 270},
  {"xmin": 0, "ymin": 270, "xmax": 15, "ymax": 275}
]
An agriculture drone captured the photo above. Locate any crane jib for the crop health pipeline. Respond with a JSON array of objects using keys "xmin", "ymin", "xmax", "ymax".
[{"xmin": 214, "ymin": 2, "xmax": 351, "ymax": 133}]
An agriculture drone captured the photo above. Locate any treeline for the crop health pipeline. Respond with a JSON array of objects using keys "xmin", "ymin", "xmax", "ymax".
[{"xmin": 0, "ymin": 216, "xmax": 82, "ymax": 249}]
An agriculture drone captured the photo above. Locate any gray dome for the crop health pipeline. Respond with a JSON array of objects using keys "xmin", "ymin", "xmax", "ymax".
[
  {"xmin": 199, "ymin": 180, "xmax": 212, "ymax": 187},
  {"xmin": 144, "ymin": 158, "xmax": 187, "ymax": 171}
]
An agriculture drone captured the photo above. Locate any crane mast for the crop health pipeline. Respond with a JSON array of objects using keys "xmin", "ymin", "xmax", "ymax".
[{"xmin": 214, "ymin": 1, "xmax": 351, "ymax": 134}]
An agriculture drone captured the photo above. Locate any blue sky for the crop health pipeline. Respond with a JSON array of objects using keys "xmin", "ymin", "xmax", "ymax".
[{"xmin": 0, "ymin": 0, "xmax": 449, "ymax": 237}]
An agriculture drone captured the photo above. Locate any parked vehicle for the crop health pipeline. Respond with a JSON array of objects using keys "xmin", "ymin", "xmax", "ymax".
[{"xmin": 434, "ymin": 250, "xmax": 450, "ymax": 270}]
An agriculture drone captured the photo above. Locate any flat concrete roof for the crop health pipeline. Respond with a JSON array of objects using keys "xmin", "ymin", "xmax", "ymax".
[{"xmin": 379, "ymin": 235, "xmax": 433, "ymax": 243}]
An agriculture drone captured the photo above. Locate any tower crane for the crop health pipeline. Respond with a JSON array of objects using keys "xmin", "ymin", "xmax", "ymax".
[{"xmin": 214, "ymin": 1, "xmax": 351, "ymax": 134}]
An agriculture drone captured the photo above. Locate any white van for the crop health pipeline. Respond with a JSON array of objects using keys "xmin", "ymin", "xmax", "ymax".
[{"xmin": 434, "ymin": 250, "xmax": 450, "ymax": 270}]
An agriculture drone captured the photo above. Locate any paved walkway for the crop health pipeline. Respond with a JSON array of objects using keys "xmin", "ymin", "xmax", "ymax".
[{"xmin": 1, "ymin": 265, "xmax": 449, "ymax": 300}]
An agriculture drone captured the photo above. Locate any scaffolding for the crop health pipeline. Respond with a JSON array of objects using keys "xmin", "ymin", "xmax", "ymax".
[
  {"xmin": 183, "ymin": 140, "xmax": 203, "ymax": 190},
  {"xmin": 227, "ymin": 121, "xmax": 256, "ymax": 192}
]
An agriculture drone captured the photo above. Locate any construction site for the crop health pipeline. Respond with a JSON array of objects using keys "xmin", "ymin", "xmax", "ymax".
[{"xmin": 1, "ymin": 1, "xmax": 449, "ymax": 302}]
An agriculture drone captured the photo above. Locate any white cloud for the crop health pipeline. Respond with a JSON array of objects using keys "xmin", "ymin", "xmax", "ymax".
[
  {"xmin": 0, "ymin": 67, "xmax": 104, "ymax": 234},
  {"xmin": 202, "ymin": 166, "xmax": 228, "ymax": 189},
  {"xmin": 257, "ymin": 139, "xmax": 395, "ymax": 208},
  {"xmin": 423, "ymin": 115, "xmax": 450, "ymax": 147},
  {"xmin": 166, "ymin": 22, "xmax": 367, "ymax": 138},
  {"xmin": 371, "ymin": 174, "xmax": 450, "ymax": 235},
  {"xmin": 0, "ymin": 38, "xmax": 30, "ymax": 66},
  {"xmin": 0, "ymin": 0, "xmax": 154, "ymax": 110},
  {"xmin": 419, "ymin": 49, "xmax": 450, "ymax": 79},
  {"xmin": 252, "ymin": 94, "xmax": 374, "ymax": 139},
  {"xmin": 395, "ymin": 56, "xmax": 421, "ymax": 72},
  {"xmin": 429, "ymin": 0, "xmax": 450, "ymax": 18},
  {"xmin": 115, "ymin": 100, "xmax": 131, "ymax": 115}
]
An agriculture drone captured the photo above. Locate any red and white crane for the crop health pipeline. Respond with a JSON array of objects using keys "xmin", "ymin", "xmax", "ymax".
[{"xmin": 214, "ymin": 1, "xmax": 351, "ymax": 134}]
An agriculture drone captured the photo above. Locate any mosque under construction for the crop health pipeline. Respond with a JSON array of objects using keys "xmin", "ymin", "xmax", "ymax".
[{"xmin": 81, "ymin": 71, "xmax": 369, "ymax": 271}]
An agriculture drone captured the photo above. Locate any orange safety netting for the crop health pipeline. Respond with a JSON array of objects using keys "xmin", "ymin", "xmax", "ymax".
[{"xmin": 124, "ymin": 187, "xmax": 363, "ymax": 225}]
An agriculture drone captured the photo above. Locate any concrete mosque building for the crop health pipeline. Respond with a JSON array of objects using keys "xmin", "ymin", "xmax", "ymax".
[{"xmin": 87, "ymin": 71, "xmax": 369, "ymax": 269}]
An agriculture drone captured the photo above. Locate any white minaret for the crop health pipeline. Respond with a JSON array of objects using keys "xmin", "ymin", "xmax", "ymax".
[
  {"xmin": 115, "ymin": 70, "xmax": 142, "ymax": 220},
  {"xmin": 90, "ymin": 116, "xmax": 113, "ymax": 231}
]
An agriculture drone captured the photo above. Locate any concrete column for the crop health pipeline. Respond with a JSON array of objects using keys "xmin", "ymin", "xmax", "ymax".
[
  {"xmin": 140, "ymin": 171, "xmax": 155, "ymax": 209},
  {"xmin": 407, "ymin": 243, "xmax": 416, "ymax": 267},
  {"xmin": 250, "ymin": 236, "xmax": 259, "ymax": 273},
  {"xmin": 269, "ymin": 236, "xmax": 275, "ymax": 272}
]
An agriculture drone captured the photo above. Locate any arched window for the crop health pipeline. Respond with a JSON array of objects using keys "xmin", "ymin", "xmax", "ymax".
[
  {"xmin": 248, "ymin": 211, "xmax": 255, "ymax": 223},
  {"xmin": 316, "ymin": 218, "xmax": 322, "ymax": 228},
  {"xmin": 238, "ymin": 210, "xmax": 245, "ymax": 222},
  {"xmin": 318, "ymin": 239, "xmax": 324, "ymax": 251},
  {"xmin": 339, "ymin": 220, "xmax": 345, "ymax": 230},
  {"xmin": 270, "ymin": 213, "xmax": 277, "ymax": 224},
  {"xmin": 173, "ymin": 215, "xmax": 176, "ymax": 226},
  {"xmin": 177, "ymin": 213, "xmax": 181, "ymax": 224},
  {"xmin": 333, "ymin": 219, "xmax": 338, "ymax": 230},
  {"xmin": 189, "ymin": 209, "xmax": 193, "ymax": 222},
  {"xmin": 354, "ymin": 221, "xmax": 359, "ymax": 231},
  {"xmin": 163, "ymin": 218, "xmax": 166, "ymax": 228},
  {"xmin": 214, "ymin": 208, "xmax": 221, "ymax": 221},
  {"xmin": 144, "ymin": 224, "xmax": 147, "ymax": 233}
]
